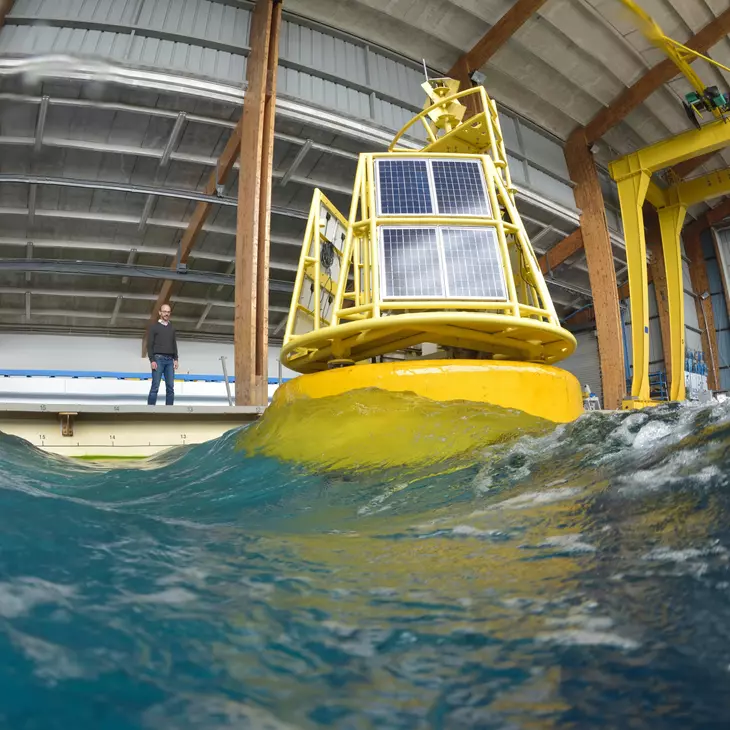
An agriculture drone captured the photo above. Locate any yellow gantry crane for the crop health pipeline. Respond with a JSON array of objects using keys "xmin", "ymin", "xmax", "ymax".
[
  {"xmin": 619, "ymin": 0, "xmax": 730, "ymax": 130},
  {"xmin": 610, "ymin": 1, "xmax": 730, "ymax": 408}
]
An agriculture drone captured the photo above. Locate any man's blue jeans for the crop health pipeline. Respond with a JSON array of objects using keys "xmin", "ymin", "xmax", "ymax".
[{"xmin": 147, "ymin": 355, "xmax": 175, "ymax": 406}]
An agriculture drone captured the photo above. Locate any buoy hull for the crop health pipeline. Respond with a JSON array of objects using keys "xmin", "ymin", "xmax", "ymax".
[{"xmin": 279, "ymin": 359, "xmax": 583, "ymax": 424}]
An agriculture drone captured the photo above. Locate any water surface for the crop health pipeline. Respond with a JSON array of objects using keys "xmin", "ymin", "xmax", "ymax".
[{"xmin": 0, "ymin": 394, "xmax": 729, "ymax": 728}]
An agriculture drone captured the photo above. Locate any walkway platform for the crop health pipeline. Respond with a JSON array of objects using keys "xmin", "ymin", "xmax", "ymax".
[{"xmin": 0, "ymin": 403, "xmax": 265, "ymax": 458}]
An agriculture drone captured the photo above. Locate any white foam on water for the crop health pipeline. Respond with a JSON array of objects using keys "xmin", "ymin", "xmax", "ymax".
[
  {"xmin": 631, "ymin": 420, "xmax": 673, "ymax": 450},
  {"xmin": 0, "ymin": 578, "xmax": 77, "ymax": 619},
  {"xmin": 612, "ymin": 413, "xmax": 649, "ymax": 447},
  {"xmin": 119, "ymin": 587, "xmax": 197, "ymax": 605},
  {"xmin": 642, "ymin": 543, "xmax": 729, "ymax": 562},
  {"xmin": 11, "ymin": 630, "xmax": 86, "ymax": 683},
  {"xmin": 143, "ymin": 695, "xmax": 302, "ymax": 730},
  {"xmin": 478, "ymin": 486, "xmax": 583, "ymax": 512},
  {"xmin": 537, "ymin": 534, "xmax": 597, "ymax": 553},
  {"xmin": 537, "ymin": 629, "xmax": 639, "ymax": 650},
  {"xmin": 357, "ymin": 482, "xmax": 410, "ymax": 515},
  {"xmin": 449, "ymin": 525, "xmax": 502, "ymax": 538},
  {"xmin": 617, "ymin": 452, "xmax": 722, "ymax": 494}
]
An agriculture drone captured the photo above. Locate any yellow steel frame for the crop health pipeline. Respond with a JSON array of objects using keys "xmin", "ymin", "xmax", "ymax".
[
  {"xmin": 281, "ymin": 82, "xmax": 576, "ymax": 374},
  {"xmin": 284, "ymin": 189, "xmax": 348, "ymax": 341},
  {"xmin": 608, "ymin": 1, "xmax": 730, "ymax": 408},
  {"xmin": 609, "ymin": 123, "xmax": 730, "ymax": 407}
]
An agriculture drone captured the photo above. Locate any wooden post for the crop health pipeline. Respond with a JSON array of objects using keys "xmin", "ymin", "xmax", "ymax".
[
  {"xmin": 685, "ymin": 226, "xmax": 720, "ymax": 390},
  {"xmin": 235, "ymin": 0, "xmax": 276, "ymax": 406},
  {"xmin": 565, "ymin": 129, "xmax": 625, "ymax": 409},
  {"xmin": 254, "ymin": 0, "xmax": 282, "ymax": 405},
  {"xmin": 0, "ymin": 1, "xmax": 15, "ymax": 27},
  {"xmin": 538, "ymin": 229, "xmax": 583, "ymax": 274}
]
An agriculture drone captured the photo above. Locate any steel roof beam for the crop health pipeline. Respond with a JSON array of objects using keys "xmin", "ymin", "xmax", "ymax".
[
  {"xmin": 33, "ymin": 95, "xmax": 48, "ymax": 154},
  {"xmin": 0, "ymin": 259, "xmax": 236, "ymax": 286},
  {"xmin": 280, "ymin": 139, "xmax": 312, "ymax": 187},
  {"xmin": 0, "ymin": 203, "xmax": 307, "ymax": 227},
  {"xmin": 0, "ymin": 135, "xmax": 354, "ymax": 196},
  {"xmin": 110, "ymin": 295, "xmax": 123, "ymax": 326},
  {"xmin": 0, "ymin": 259, "xmax": 295, "ymax": 291},
  {"xmin": 0, "ymin": 284, "xmax": 290, "ymax": 311},
  {"xmin": 0, "ymin": 173, "xmax": 238, "ymax": 208},
  {"xmin": 24, "ymin": 240, "xmax": 32, "ymax": 284},
  {"xmin": 0, "ymin": 307, "xmax": 235, "ymax": 327},
  {"xmin": 0, "ymin": 92, "xmax": 361, "ymax": 161},
  {"xmin": 160, "ymin": 112, "xmax": 187, "ymax": 169},
  {"xmin": 0, "ymin": 236, "xmax": 301, "ymax": 267}
]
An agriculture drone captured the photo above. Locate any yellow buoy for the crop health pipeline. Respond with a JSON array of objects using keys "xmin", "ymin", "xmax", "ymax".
[{"xmin": 259, "ymin": 79, "xmax": 583, "ymax": 470}]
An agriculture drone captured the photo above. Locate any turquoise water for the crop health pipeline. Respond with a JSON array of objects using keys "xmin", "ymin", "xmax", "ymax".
[{"xmin": 0, "ymin": 397, "xmax": 729, "ymax": 728}]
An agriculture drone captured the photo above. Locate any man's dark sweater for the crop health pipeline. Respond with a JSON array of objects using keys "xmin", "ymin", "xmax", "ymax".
[{"xmin": 147, "ymin": 322, "xmax": 178, "ymax": 362}]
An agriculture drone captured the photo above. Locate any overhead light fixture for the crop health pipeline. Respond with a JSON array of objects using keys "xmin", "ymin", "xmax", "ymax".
[{"xmin": 469, "ymin": 69, "xmax": 487, "ymax": 86}]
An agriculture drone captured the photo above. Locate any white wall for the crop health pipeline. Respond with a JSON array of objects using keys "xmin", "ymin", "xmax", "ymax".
[{"xmin": 0, "ymin": 334, "xmax": 298, "ymax": 380}]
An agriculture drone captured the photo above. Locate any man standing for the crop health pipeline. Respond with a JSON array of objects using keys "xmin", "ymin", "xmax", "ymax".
[{"xmin": 147, "ymin": 304, "xmax": 179, "ymax": 406}]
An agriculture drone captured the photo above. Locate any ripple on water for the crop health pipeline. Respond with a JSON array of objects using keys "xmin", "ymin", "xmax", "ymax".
[{"xmin": 0, "ymin": 398, "xmax": 728, "ymax": 727}]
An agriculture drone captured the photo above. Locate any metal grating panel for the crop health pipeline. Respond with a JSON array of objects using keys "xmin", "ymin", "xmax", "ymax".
[
  {"xmin": 432, "ymin": 160, "xmax": 490, "ymax": 216},
  {"xmin": 441, "ymin": 228, "xmax": 506, "ymax": 299},
  {"xmin": 377, "ymin": 159, "xmax": 433, "ymax": 215},
  {"xmin": 381, "ymin": 227, "xmax": 443, "ymax": 298}
]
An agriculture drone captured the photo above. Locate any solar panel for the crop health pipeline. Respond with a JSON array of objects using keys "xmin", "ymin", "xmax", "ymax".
[
  {"xmin": 441, "ymin": 227, "xmax": 506, "ymax": 299},
  {"xmin": 432, "ymin": 160, "xmax": 491, "ymax": 216},
  {"xmin": 381, "ymin": 227, "xmax": 443, "ymax": 298},
  {"xmin": 377, "ymin": 159, "xmax": 433, "ymax": 215}
]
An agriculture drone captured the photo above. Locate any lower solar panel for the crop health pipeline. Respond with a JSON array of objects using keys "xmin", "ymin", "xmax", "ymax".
[
  {"xmin": 441, "ymin": 227, "xmax": 506, "ymax": 299},
  {"xmin": 380, "ymin": 226, "xmax": 507, "ymax": 300},
  {"xmin": 381, "ymin": 227, "xmax": 443, "ymax": 298}
]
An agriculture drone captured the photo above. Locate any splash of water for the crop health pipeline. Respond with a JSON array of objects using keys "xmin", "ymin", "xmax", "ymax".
[{"xmin": 0, "ymin": 394, "xmax": 729, "ymax": 728}]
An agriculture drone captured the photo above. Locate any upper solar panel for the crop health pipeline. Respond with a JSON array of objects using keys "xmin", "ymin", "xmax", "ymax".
[
  {"xmin": 376, "ymin": 158, "xmax": 491, "ymax": 217},
  {"xmin": 377, "ymin": 159, "xmax": 433, "ymax": 215},
  {"xmin": 432, "ymin": 160, "xmax": 491, "ymax": 216}
]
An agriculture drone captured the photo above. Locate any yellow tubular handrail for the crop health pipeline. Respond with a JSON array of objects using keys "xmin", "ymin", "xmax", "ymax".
[
  {"xmin": 284, "ymin": 191, "xmax": 320, "ymax": 341},
  {"xmin": 331, "ymin": 160, "xmax": 365, "ymax": 327}
]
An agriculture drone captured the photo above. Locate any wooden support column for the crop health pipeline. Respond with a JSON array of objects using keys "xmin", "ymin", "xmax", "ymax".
[
  {"xmin": 565, "ymin": 130, "xmax": 625, "ymax": 409},
  {"xmin": 684, "ymin": 225, "xmax": 720, "ymax": 390},
  {"xmin": 447, "ymin": 0, "xmax": 546, "ymax": 117},
  {"xmin": 538, "ymin": 229, "xmax": 583, "ymax": 274},
  {"xmin": 235, "ymin": 0, "xmax": 278, "ymax": 406},
  {"xmin": 254, "ymin": 0, "xmax": 282, "ymax": 405},
  {"xmin": 0, "ymin": 0, "xmax": 15, "ymax": 27}
]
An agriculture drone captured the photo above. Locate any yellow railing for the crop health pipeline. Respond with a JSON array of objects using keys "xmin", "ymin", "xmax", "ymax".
[
  {"xmin": 388, "ymin": 85, "xmax": 514, "ymax": 197},
  {"xmin": 281, "ymin": 79, "xmax": 574, "ymax": 373}
]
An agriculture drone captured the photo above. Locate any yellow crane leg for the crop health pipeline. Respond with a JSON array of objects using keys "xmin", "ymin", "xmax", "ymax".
[
  {"xmin": 615, "ymin": 166, "xmax": 653, "ymax": 408},
  {"xmin": 657, "ymin": 203, "xmax": 687, "ymax": 402}
]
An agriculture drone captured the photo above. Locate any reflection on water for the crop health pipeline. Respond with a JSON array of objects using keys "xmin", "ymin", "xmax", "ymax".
[{"xmin": 0, "ymin": 394, "xmax": 728, "ymax": 728}]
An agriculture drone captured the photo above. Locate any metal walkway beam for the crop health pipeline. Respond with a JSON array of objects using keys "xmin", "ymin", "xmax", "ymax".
[{"xmin": 0, "ymin": 258, "xmax": 294, "ymax": 292}]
